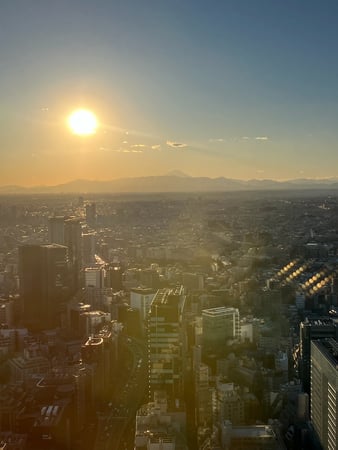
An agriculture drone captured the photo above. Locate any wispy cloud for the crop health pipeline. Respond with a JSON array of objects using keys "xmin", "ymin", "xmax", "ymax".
[
  {"xmin": 209, "ymin": 138, "xmax": 224, "ymax": 143},
  {"xmin": 99, "ymin": 146, "xmax": 143, "ymax": 153},
  {"xmin": 131, "ymin": 144, "xmax": 147, "ymax": 148},
  {"xmin": 255, "ymin": 136, "xmax": 269, "ymax": 141},
  {"xmin": 167, "ymin": 140, "xmax": 188, "ymax": 148},
  {"xmin": 238, "ymin": 136, "xmax": 269, "ymax": 142},
  {"xmin": 151, "ymin": 144, "xmax": 161, "ymax": 150}
]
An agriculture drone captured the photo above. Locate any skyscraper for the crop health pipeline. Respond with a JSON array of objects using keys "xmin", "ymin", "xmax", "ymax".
[
  {"xmin": 48, "ymin": 216, "xmax": 65, "ymax": 245},
  {"xmin": 85, "ymin": 203, "xmax": 96, "ymax": 227},
  {"xmin": 48, "ymin": 216, "xmax": 82, "ymax": 293},
  {"xmin": 299, "ymin": 317, "xmax": 338, "ymax": 394},
  {"xmin": 311, "ymin": 339, "xmax": 338, "ymax": 450},
  {"xmin": 19, "ymin": 244, "xmax": 69, "ymax": 329},
  {"xmin": 82, "ymin": 232, "xmax": 96, "ymax": 266},
  {"xmin": 147, "ymin": 286, "xmax": 186, "ymax": 402}
]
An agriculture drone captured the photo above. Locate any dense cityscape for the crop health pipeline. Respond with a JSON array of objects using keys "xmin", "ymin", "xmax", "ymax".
[{"xmin": 0, "ymin": 189, "xmax": 337, "ymax": 449}]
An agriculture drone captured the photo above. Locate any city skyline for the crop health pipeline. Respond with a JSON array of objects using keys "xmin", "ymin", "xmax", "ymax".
[{"xmin": 2, "ymin": 1, "xmax": 338, "ymax": 186}]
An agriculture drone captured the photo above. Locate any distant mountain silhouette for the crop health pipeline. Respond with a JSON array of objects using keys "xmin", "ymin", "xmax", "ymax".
[
  {"xmin": 165, "ymin": 170, "xmax": 191, "ymax": 177},
  {"xmin": 2, "ymin": 175, "xmax": 338, "ymax": 194}
]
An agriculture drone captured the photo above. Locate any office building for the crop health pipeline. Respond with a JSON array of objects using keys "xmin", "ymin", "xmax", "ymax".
[
  {"xmin": 81, "ymin": 329, "xmax": 116, "ymax": 404},
  {"xmin": 48, "ymin": 216, "xmax": 65, "ymax": 245},
  {"xmin": 130, "ymin": 287, "xmax": 156, "ymax": 325},
  {"xmin": 19, "ymin": 244, "xmax": 69, "ymax": 329},
  {"xmin": 311, "ymin": 339, "xmax": 338, "ymax": 450},
  {"xmin": 64, "ymin": 218, "xmax": 82, "ymax": 292},
  {"xmin": 105, "ymin": 264, "xmax": 123, "ymax": 291},
  {"xmin": 299, "ymin": 317, "xmax": 338, "ymax": 394},
  {"xmin": 9, "ymin": 345, "xmax": 50, "ymax": 383},
  {"xmin": 135, "ymin": 391, "xmax": 186, "ymax": 450},
  {"xmin": 82, "ymin": 232, "xmax": 96, "ymax": 266},
  {"xmin": 85, "ymin": 203, "xmax": 96, "ymax": 227},
  {"xmin": 194, "ymin": 362, "xmax": 213, "ymax": 426},
  {"xmin": 48, "ymin": 216, "xmax": 82, "ymax": 293},
  {"xmin": 213, "ymin": 380, "xmax": 245, "ymax": 426},
  {"xmin": 0, "ymin": 298, "xmax": 14, "ymax": 327},
  {"xmin": 84, "ymin": 267, "xmax": 105, "ymax": 289},
  {"xmin": 147, "ymin": 286, "xmax": 186, "ymax": 401},
  {"xmin": 202, "ymin": 307, "xmax": 240, "ymax": 356}
]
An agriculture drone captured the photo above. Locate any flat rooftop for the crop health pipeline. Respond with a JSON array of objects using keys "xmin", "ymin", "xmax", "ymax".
[
  {"xmin": 312, "ymin": 338, "xmax": 338, "ymax": 366},
  {"xmin": 230, "ymin": 425, "xmax": 275, "ymax": 439}
]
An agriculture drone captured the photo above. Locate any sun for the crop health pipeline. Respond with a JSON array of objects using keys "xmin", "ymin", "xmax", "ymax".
[{"xmin": 68, "ymin": 109, "xmax": 98, "ymax": 136}]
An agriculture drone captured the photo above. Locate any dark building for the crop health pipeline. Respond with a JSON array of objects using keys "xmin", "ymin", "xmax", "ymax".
[
  {"xmin": 85, "ymin": 203, "xmax": 96, "ymax": 228},
  {"xmin": 48, "ymin": 216, "xmax": 65, "ymax": 245},
  {"xmin": 64, "ymin": 218, "xmax": 82, "ymax": 293},
  {"xmin": 299, "ymin": 317, "xmax": 338, "ymax": 395},
  {"xmin": 48, "ymin": 216, "xmax": 82, "ymax": 293},
  {"xmin": 105, "ymin": 264, "xmax": 123, "ymax": 291},
  {"xmin": 19, "ymin": 244, "xmax": 70, "ymax": 330},
  {"xmin": 81, "ymin": 330, "xmax": 116, "ymax": 405}
]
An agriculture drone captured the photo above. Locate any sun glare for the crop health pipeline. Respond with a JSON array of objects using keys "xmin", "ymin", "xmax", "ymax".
[{"xmin": 68, "ymin": 109, "xmax": 98, "ymax": 136}]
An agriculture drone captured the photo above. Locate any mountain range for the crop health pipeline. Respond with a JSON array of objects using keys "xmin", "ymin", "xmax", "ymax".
[{"xmin": 2, "ymin": 174, "xmax": 338, "ymax": 194}]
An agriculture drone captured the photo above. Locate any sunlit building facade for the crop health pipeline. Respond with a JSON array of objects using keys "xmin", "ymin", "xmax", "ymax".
[{"xmin": 311, "ymin": 339, "xmax": 338, "ymax": 450}]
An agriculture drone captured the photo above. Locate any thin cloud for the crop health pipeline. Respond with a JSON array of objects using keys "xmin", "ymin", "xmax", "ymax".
[
  {"xmin": 131, "ymin": 144, "xmax": 147, "ymax": 148},
  {"xmin": 99, "ymin": 147, "xmax": 143, "ymax": 153},
  {"xmin": 151, "ymin": 144, "xmax": 161, "ymax": 150},
  {"xmin": 167, "ymin": 140, "xmax": 188, "ymax": 148},
  {"xmin": 99, "ymin": 146, "xmax": 124, "ymax": 153},
  {"xmin": 255, "ymin": 136, "xmax": 269, "ymax": 141},
  {"xmin": 239, "ymin": 136, "xmax": 269, "ymax": 141},
  {"xmin": 209, "ymin": 138, "xmax": 224, "ymax": 143}
]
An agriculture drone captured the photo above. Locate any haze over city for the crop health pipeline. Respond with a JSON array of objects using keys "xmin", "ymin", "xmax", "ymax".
[{"xmin": 2, "ymin": 0, "xmax": 338, "ymax": 186}]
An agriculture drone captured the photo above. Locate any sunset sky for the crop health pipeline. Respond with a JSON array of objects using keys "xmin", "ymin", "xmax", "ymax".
[{"xmin": 2, "ymin": 0, "xmax": 338, "ymax": 186}]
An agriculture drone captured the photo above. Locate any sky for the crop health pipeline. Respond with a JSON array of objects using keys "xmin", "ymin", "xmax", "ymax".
[{"xmin": 2, "ymin": 0, "xmax": 338, "ymax": 186}]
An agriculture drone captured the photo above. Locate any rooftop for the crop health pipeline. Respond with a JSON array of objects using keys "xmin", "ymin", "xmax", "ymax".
[
  {"xmin": 312, "ymin": 338, "xmax": 338, "ymax": 367},
  {"xmin": 225, "ymin": 424, "xmax": 276, "ymax": 439}
]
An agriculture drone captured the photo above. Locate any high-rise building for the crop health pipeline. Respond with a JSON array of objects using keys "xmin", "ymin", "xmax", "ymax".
[
  {"xmin": 85, "ymin": 203, "xmax": 96, "ymax": 227},
  {"xmin": 82, "ymin": 232, "xmax": 96, "ymax": 266},
  {"xmin": 84, "ymin": 267, "xmax": 105, "ymax": 289},
  {"xmin": 147, "ymin": 286, "xmax": 186, "ymax": 402},
  {"xmin": 299, "ymin": 317, "xmax": 338, "ymax": 394},
  {"xmin": 105, "ymin": 264, "xmax": 123, "ymax": 291},
  {"xmin": 311, "ymin": 339, "xmax": 338, "ymax": 450},
  {"xmin": 81, "ymin": 328, "xmax": 117, "ymax": 404},
  {"xmin": 213, "ymin": 380, "xmax": 245, "ymax": 426},
  {"xmin": 130, "ymin": 287, "xmax": 156, "ymax": 325},
  {"xmin": 48, "ymin": 216, "xmax": 82, "ymax": 293},
  {"xmin": 202, "ymin": 307, "xmax": 240, "ymax": 357},
  {"xmin": 64, "ymin": 218, "xmax": 82, "ymax": 292},
  {"xmin": 19, "ymin": 244, "xmax": 69, "ymax": 329},
  {"xmin": 48, "ymin": 216, "xmax": 65, "ymax": 245}
]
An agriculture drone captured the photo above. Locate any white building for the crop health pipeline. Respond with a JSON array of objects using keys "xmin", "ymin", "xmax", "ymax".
[{"xmin": 130, "ymin": 287, "xmax": 157, "ymax": 323}]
